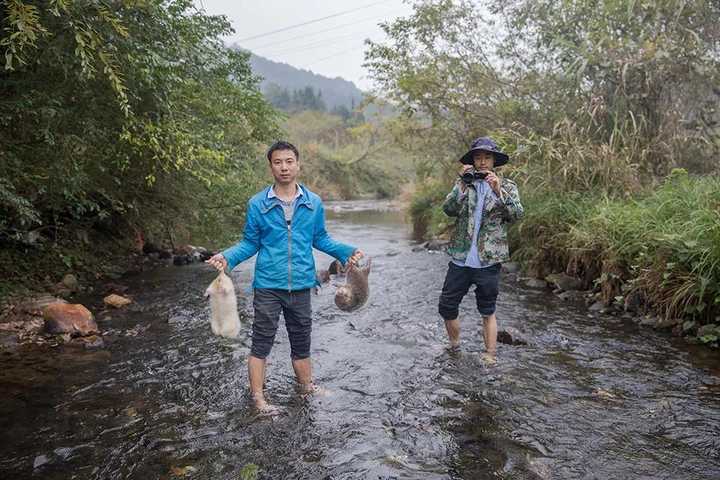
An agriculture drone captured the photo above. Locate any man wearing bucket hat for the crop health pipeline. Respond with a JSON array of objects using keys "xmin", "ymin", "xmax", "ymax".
[{"xmin": 438, "ymin": 136, "xmax": 524, "ymax": 363}]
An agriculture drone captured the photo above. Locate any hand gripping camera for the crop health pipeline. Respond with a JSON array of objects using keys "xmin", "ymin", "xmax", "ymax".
[{"xmin": 460, "ymin": 169, "xmax": 488, "ymax": 185}]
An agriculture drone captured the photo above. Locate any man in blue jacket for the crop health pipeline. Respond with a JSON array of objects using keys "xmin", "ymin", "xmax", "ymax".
[{"xmin": 207, "ymin": 141, "xmax": 362, "ymax": 413}]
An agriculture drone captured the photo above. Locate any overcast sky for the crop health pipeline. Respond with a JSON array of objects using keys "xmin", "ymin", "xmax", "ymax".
[{"xmin": 194, "ymin": 0, "xmax": 414, "ymax": 90}]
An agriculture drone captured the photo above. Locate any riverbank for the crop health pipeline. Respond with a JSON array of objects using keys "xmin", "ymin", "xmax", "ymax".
[
  {"xmin": 0, "ymin": 233, "xmax": 216, "ymax": 349},
  {"xmin": 410, "ymin": 169, "xmax": 720, "ymax": 348}
]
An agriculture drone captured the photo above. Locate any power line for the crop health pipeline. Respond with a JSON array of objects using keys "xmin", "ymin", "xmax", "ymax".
[
  {"xmin": 303, "ymin": 44, "xmax": 369, "ymax": 68},
  {"xmin": 249, "ymin": 8, "xmax": 406, "ymax": 50},
  {"xmin": 237, "ymin": 0, "xmax": 394, "ymax": 42},
  {"xmin": 259, "ymin": 30, "xmax": 372, "ymax": 56}
]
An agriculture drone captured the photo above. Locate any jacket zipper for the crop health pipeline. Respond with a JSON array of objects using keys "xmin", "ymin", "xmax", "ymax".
[{"xmin": 287, "ymin": 220, "xmax": 292, "ymax": 292}]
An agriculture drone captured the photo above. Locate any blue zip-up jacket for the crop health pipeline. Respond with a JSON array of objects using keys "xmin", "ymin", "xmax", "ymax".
[{"xmin": 222, "ymin": 184, "xmax": 356, "ymax": 291}]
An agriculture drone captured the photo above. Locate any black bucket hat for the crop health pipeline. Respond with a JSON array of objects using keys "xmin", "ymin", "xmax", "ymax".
[{"xmin": 459, "ymin": 137, "xmax": 509, "ymax": 167}]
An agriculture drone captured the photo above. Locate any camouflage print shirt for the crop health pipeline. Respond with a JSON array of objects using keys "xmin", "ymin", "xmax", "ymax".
[{"xmin": 442, "ymin": 177, "xmax": 524, "ymax": 264}]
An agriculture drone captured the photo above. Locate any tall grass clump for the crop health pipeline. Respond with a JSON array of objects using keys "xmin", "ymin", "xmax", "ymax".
[{"xmin": 514, "ymin": 168, "xmax": 720, "ymax": 327}]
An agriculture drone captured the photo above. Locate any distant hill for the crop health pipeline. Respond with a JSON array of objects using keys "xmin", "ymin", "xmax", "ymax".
[{"xmin": 244, "ymin": 51, "xmax": 364, "ymax": 111}]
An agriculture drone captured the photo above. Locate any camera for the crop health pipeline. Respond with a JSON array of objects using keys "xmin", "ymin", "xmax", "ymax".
[{"xmin": 460, "ymin": 169, "xmax": 488, "ymax": 185}]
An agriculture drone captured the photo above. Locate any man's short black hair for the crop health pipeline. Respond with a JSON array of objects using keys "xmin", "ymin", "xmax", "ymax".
[{"xmin": 267, "ymin": 141, "xmax": 299, "ymax": 162}]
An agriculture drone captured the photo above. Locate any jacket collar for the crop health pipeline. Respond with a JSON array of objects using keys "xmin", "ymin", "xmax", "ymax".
[{"xmin": 260, "ymin": 183, "xmax": 313, "ymax": 214}]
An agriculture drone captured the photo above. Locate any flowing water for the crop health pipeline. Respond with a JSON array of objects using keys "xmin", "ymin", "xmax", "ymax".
[{"xmin": 1, "ymin": 200, "xmax": 719, "ymax": 479}]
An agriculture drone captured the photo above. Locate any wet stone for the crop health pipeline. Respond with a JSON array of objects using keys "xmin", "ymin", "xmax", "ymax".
[
  {"xmin": 43, "ymin": 303, "xmax": 97, "ymax": 336},
  {"xmin": 33, "ymin": 455, "xmax": 50, "ymax": 469},
  {"xmin": 558, "ymin": 290, "xmax": 584, "ymax": 302},
  {"xmin": 501, "ymin": 262, "xmax": 520, "ymax": 274},
  {"xmin": 545, "ymin": 273, "xmax": 582, "ymax": 292},
  {"xmin": 640, "ymin": 316, "xmax": 658, "ymax": 327},
  {"xmin": 588, "ymin": 301, "xmax": 605, "ymax": 312},
  {"xmin": 655, "ymin": 317, "xmax": 681, "ymax": 329},
  {"xmin": 523, "ymin": 278, "xmax": 548, "ymax": 289},
  {"xmin": 497, "ymin": 327, "xmax": 529, "ymax": 346}
]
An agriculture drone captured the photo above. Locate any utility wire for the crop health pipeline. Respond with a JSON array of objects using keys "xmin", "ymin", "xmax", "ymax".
[
  {"xmin": 260, "ymin": 30, "xmax": 373, "ymax": 56},
  {"xmin": 249, "ymin": 8, "xmax": 406, "ymax": 50},
  {"xmin": 237, "ymin": 0, "xmax": 394, "ymax": 42}
]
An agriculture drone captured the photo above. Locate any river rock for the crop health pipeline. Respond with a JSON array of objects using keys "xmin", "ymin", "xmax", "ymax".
[
  {"xmin": 588, "ymin": 301, "xmax": 605, "ymax": 312},
  {"xmin": 497, "ymin": 327, "xmax": 528, "ymax": 346},
  {"xmin": 51, "ymin": 282, "xmax": 74, "ymax": 298},
  {"xmin": 61, "ymin": 274, "xmax": 80, "ymax": 292},
  {"xmin": 682, "ymin": 320, "xmax": 697, "ymax": 334},
  {"xmin": 623, "ymin": 290, "xmax": 644, "ymax": 313},
  {"xmin": 424, "ymin": 239, "xmax": 448, "ymax": 251},
  {"xmin": 104, "ymin": 294, "xmax": 132, "ymax": 308},
  {"xmin": 557, "ymin": 290, "xmax": 584, "ymax": 302},
  {"xmin": 523, "ymin": 278, "xmax": 548, "ymax": 289},
  {"xmin": 33, "ymin": 454, "xmax": 50, "ymax": 469},
  {"xmin": 70, "ymin": 334, "xmax": 105, "ymax": 349},
  {"xmin": 194, "ymin": 246, "xmax": 212, "ymax": 262},
  {"xmin": 545, "ymin": 273, "xmax": 582, "ymax": 292},
  {"xmin": 640, "ymin": 316, "xmax": 658, "ymax": 326},
  {"xmin": 173, "ymin": 244, "xmax": 194, "ymax": 256},
  {"xmin": 654, "ymin": 317, "xmax": 681, "ymax": 329},
  {"xmin": 43, "ymin": 303, "xmax": 97, "ymax": 336},
  {"xmin": 502, "ymin": 262, "xmax": 520, "ymax": 274},
  {"xmin": 143, "ymin": 241, "xmax": 162, "ymax": 255},
  {"xmin": 173, "ymin": 254, "xmax": 191, "ymax": 266}
]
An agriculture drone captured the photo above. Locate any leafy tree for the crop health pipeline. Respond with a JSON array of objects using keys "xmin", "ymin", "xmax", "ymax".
[
  {"xmin": 365, "ymin": 0, "xmax": 720, "ymax": 188},
  {"xmin": 1, "ymin": 0, "xmax": 279, "ymax": 285}
]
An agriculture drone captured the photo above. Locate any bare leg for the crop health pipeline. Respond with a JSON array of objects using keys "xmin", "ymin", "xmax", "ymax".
[
  {"xmin": 248, "ymin": 355, "xmax": 277, "ymax": 412},
  {"xmin": 481, "ymin": 313, "xmax": 497, "ymax": 363},
  {"xmin": 444, "ymin": 318, "xmax": 461, "ymax": 348},
  {"xmin": 292, "ymin": 357, "xmax": 328, "ymax": 396},
  {"xmin": 292, "ymin": 357, "xmax": 312, "ymax": 388}
]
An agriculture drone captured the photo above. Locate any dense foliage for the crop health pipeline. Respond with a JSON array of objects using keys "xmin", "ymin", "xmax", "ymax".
[{"xmin": 1, "ymin": 0, "xmax": 279, "ymax": 294}]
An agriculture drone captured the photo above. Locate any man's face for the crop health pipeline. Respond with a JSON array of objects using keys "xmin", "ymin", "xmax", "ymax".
[
  {"xmin": 473, "ymin": 150, "xmax": 495, "ymax": 171},
  {"xmin": 269, "ymin": 149, "xmax": 300, "ymax": 185}
]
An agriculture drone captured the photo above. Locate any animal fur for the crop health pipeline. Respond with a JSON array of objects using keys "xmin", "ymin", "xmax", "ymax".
[
  {"xmin": 335, "ymin": 258, "xmax": 371, "ymax": 312},
  {"xmin": 204, "ymin": 271, "xmax": 240, "ymax": 338}
]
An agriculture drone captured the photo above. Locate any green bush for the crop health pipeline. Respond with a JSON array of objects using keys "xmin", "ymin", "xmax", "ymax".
[{"xmin": 512, "ymin": 169, "xmax": 720, "ymax": 321}]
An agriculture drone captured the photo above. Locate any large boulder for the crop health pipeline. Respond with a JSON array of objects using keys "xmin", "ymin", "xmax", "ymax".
[{"xmin": 43, "ymin": 303, "xmax": 98, "ymax": 336}]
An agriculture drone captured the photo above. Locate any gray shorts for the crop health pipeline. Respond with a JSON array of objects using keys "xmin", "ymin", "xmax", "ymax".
[{"xmin": 252, "ymin": 288, "xmax": 312, "ymax": 360}]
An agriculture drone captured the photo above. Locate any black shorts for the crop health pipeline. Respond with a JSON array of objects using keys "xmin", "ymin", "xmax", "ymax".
[
  {"xmin": 252, "ymin": 288, "xmax": 312, "ymax": 360},
  {"xmin": 438, "ymin": 262, "xmax": 501, "ymax": 320}
]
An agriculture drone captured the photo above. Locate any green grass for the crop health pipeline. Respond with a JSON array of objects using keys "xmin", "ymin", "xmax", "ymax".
[{"xmin": 510, "ymin": 169, "xmax": 720, "ymax": 325}]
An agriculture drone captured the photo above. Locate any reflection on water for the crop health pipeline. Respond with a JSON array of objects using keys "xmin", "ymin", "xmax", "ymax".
[{"xmin": 1, "ymin": 200, "xmax": 719, "ymax": 479}]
